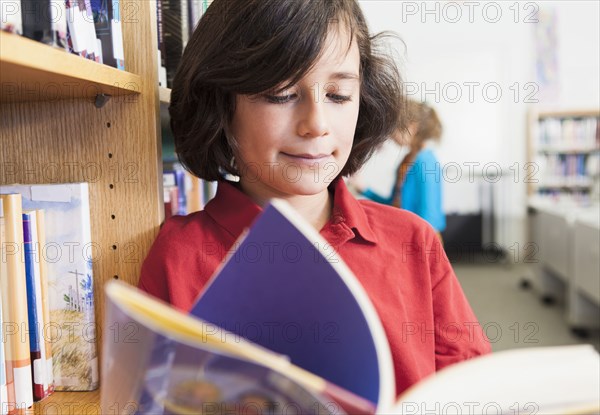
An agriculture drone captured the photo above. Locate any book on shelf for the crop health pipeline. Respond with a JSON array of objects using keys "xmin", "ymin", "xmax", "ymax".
[
  {"xmin": 21, "ymin": 0, "xmax": 53, "ymax": 45},
  {"xmin": 66, "ymin": 0, "xmax": 93, "ymax": 60},
  {"xmin": 0, "ymin": 0, "xmax": 23, "ymax": 34},
  {"xmin": 163, "ymin": 171, "xmax": 180, "ymax": 219},
  {"xmin": 0, "ymin": 194, "xmax": 34, "ymax": 412},
  {"xmin": 101, "ymin": 200, "xmax": 600, "ymax": 414},
  {"xmin": 50, "ymin": 0, "xmax": 68, "ymax": 50},
  {"xmin": 22, "ymin": 211, "xmax": 52, "ymax": 401},
  {"xmin": 91, "ymin": 0, "xmax": 125, "ymax": 70},
  {"xmin": 534, "ymin": 113, "xmax": 600, "ymax": 200},
  {"xmin": 110, "ymin": 0, "xmax": 124, "ymax": 70},
  {"xmin": 34, "ymin": 209, "xmax": 55, "ymax": 396},
  {"xmin": 1, "ymin": 183, "xmax": 99, "ymax": 392},
  {"xmin": 161, "ymin": 0, "xmax": 189, "ymax": 88},
  {"xmin": 156, "ymin": 0, "xmax": 214, "ymax": 86},
  {"xmin": 163, "ymin": 168, "xmax": 216, "ymax": 216},
  {"xmin": 0, "ymin": 294, "xmax": 8, "ymax": 415}
]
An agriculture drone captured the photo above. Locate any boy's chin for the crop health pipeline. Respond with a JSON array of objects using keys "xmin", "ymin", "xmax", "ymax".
[{"xmin": 274, "ymin": 179, "xmax": 334, "ymax": 197}]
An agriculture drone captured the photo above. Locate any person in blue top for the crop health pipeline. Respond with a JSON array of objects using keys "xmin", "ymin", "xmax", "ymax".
[{"xmin": 361, "ymin": 100, "xmax": 446, "ymax": 236}]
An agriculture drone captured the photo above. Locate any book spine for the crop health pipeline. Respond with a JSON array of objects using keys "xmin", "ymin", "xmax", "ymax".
[
  {"xmin": 50, "ymin": 0, "xmax": 68, "ymax": 49},
  {"xmin": 180, "ymin": 0, "xmax": 189, "ymax": 47},
  {"xmin": 111, "ymin": 0, "xmax": 125, "ymax": 70},
  {"xmin": 185, "ymin": 171, "xmax": 202, "ymax": 213},
  {"xmin": 0, "ymin": 294, "xmax": 8, "ymax": 415},
  {"xmin": 174, "ymin": 170, "xmax": 187, "ymax": 215},
  {"xmin": 21, "ymin": 0, "xmax": 53, "ymax": 44},
  {"xmin": 90, "ymin": 0, "xmax": 116, "ymax": 67},
  {"xmin": 0, "ymin": 0, "xmax": 23, "ymax": 34},
  {"xmin": 189, "ymin": 0, "xmax": 203, "ymax": 33},
  {"xmin": 162, "ymin": 0, "xmax": 184, "ymax": 88},
  {"xmin": 66, "ymin": 0, "xmax": 88, "ymax": 57},
  {"xmin": 34, "ymin": 210, "xmax": 54, "ymax": 395},
  {"xmin": 0, "ymin": 213, "xmax": 13, "ymax": 415},
  {"xmin": 83, "ymin": 0, "xmax": 97, "ymax": 62},
  {"xmin": 22, "ymin": 212, "xmax": 49, "ymax": 401},
  {"xmin": 0, "ymin": 194, "xmax": 34, "ymax": 411}
]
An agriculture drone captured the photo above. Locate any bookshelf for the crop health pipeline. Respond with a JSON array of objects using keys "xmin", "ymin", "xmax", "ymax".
[
  {"xmin": 527, "ymin": 109, "xmax": 600, "ymax": 201},
  {"xmin": 0, "ymin": 32, "xmax": 141, "ymax": 102},
  {"xmin": 527, "ymin": 109, "xmax": 600, "ymax": 332},
  {"xmin": 0, "ymin": 0, "xmax": 163, "ymax": 410}
]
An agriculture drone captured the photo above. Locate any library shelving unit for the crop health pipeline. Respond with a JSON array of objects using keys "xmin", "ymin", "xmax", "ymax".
[
  {"xmin": 527, "ymin": 108, "xmax": 600, "ymax": 334},
  {"xmin": 527, "ymin": 109, "xmax": 600, "ymax": 199},
  {"xmin": 0, "ymin": 1, "xmax": 163, "ymax": 412}
]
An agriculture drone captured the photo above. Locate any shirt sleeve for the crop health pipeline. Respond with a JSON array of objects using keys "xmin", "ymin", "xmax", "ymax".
[
  {"xmin": 427, "ymin": 233, "xmax": 492, "ymax": 370},
  {"xmin": 137, "ymin": 222, "xmax": 175, "ymax": 304}
]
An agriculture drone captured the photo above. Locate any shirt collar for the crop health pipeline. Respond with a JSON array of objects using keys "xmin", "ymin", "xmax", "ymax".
[
  {"xmin": 327, "ymin": 178, "xmax": 378, "ymax": 245},
  {"xmin": 204, "ymin": 179, "xmax": 378, "ymax": 245}
]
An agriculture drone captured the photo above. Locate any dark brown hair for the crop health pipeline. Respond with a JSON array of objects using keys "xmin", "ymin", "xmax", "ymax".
[{"xmin": 170, "ymin": 0, "xmax": 405, "ymax": 181}]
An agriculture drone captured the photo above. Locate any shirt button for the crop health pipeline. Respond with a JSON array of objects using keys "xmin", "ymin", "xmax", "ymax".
[{"xmin": 332, "ymin": 215, "xmax": 344, "ymax": 225}]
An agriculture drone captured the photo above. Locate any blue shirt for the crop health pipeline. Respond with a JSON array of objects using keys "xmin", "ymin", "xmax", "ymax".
[{"xmin": 362, "ymin": 148, "xmax": 446, "ymax": 232}]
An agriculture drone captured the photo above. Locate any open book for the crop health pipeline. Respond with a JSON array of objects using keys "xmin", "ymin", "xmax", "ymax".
[{"xmin": 101, "ymin": 200, "xmax": 600, "ymax": 414}]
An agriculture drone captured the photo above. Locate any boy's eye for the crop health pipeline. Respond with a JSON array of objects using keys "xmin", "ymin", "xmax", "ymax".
[
  {"xmin": 264, "ymin": 94, "xmax": 297, "ymax": 104},
  {"xmin": 325, "ymin": 93, "xmax": 352, "ymax": 104},
  {"xmin": 262, "ymin": 92, "xmax": 352, "ymax": 104}
]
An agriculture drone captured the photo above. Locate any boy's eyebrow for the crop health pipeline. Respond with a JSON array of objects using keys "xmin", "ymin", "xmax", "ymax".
[{"xmin": 330, "ymin": 72, "xmax": 360, "ymax": 81}]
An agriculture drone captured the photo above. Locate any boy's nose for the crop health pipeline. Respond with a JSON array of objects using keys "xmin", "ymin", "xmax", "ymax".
[{"xmin": 297, "ymin": 98, "xmax": 329, "ymax": 138}]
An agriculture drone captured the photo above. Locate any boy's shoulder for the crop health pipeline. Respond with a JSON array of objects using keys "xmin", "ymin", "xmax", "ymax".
[
  {"xmin": 357, "ymin": 198, "xmax": 435, "ymax": 237},
  {"xmin": 156, "ymin": 210, "xmax": 220, "ymax": 246}
]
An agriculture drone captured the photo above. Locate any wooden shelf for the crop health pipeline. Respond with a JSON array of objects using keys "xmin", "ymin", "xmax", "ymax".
[
  {"xmin": 20, "ymin": 390, "xmax": 101, "ymax": 414},
  {"xmin": 159, "ymin": 86, "xmax": 171, "ymax": 104},
  {"xmin": 0, "ymin": 32, "xmax": 142, "ymax": 102}
]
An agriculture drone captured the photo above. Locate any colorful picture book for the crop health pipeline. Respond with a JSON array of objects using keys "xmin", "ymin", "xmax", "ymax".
[
  {"xmin": 101, "ymin": 199, "xmax": 600, "ymax": 414},
  {"xmin": 2, "ymin": 183, "xmax": 98, "ymax": 392}
]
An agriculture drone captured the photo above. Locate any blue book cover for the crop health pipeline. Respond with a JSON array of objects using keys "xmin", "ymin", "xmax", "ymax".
[
  {"xmin": 190, "ymin": 200, "xmax": 394, "ymax": 407},
  {"xmin": 22, "ymin": 212, "xmax": 49, "ymax": 400}
]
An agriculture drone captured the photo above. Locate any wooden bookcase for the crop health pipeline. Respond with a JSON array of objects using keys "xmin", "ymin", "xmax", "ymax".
[{"xmin": 0, "ymin": 1, "xmax": 167, "ymax": 411}]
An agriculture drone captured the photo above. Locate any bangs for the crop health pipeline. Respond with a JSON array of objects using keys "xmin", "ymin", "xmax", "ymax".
[{"xmin": 195, "ymin": 0, "xmax": 359, "ymax": 95}]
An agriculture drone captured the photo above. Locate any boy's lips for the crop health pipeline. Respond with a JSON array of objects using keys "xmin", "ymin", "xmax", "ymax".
[
  {"xmin": 281, "ymin": 152, "xmax": 331, "ymax": 160},
  {"xmin": 280, "ymin": 152, "xmax": 334, "ymax": 167}
]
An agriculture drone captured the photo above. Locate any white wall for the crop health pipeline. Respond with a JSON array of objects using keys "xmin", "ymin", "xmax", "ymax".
[{"xmin": 357, "ymin": 0, "xmax": 599, "ymax": 254}]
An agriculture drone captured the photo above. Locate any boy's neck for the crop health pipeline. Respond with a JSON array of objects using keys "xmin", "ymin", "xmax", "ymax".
[
  {"xmin": 289, "ymin": 191, "xmax": 333, "ymax": 231},
  {"xmin": 238, "ymin": 180, "xmax": 333, "ymax": 231}
]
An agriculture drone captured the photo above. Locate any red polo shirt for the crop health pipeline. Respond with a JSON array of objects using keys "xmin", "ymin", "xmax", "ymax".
[{"xmin": 139, "ymin": 179, "xmax": 491, "ymax": 397}]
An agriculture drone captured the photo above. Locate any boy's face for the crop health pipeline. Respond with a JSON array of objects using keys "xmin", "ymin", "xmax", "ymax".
[{"xmin": 230, "ymin": 26, "xmax": 361, "ymax": 201}]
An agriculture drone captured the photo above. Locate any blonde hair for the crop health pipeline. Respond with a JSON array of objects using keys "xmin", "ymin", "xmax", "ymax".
[{"xmin": 398, "ymin": 100, "xmax": 442, "ymax": 147}]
